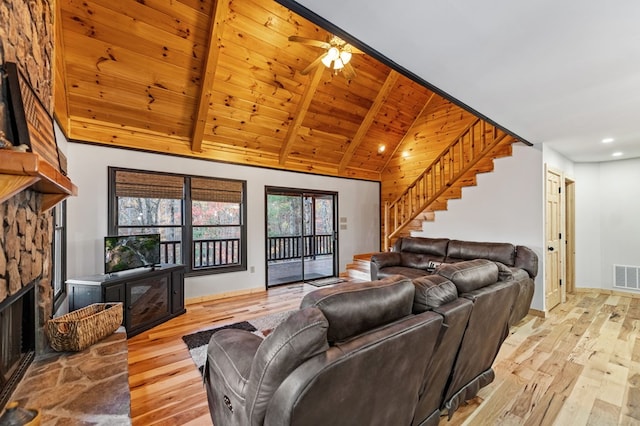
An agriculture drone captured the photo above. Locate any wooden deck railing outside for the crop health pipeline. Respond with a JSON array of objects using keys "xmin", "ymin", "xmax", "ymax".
[{"xmin": 160, "ymin": 234, "xmax": 334, "ymax": 269}]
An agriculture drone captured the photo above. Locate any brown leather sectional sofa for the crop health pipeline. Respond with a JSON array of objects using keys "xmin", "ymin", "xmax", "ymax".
[
  {"xmin": 370, "ymin": 237, "xmax": 538, "ymax": 325},
  {"xmin": 204, "ymin": 257, "xmax": 527, "ymax": 426}
]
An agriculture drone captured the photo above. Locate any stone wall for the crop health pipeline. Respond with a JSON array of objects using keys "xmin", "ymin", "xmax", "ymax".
[
  {"xmin": 0, "ymin": 192, "xmax": 54, "ymax": 353},
  {"xmin": 0, "ymin": 0, "xmax": 53, "ymax": 107},
  {"xmin": 1, "ymin": 0, "xmax": 55, "ymax": 354}
]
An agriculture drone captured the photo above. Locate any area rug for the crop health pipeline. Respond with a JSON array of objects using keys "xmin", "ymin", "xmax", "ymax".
[
  {"xmin": 182, "ymin": 310, "xmax": 293, "ymax": 373},
  {"xmin": 306, "ymin": 277, "xmax": 346, "ymax": 287}
]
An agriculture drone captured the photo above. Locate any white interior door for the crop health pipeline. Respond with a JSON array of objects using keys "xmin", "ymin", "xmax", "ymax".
[{"xmin": 545, "ymin": 167, "xmax": 562, "ymax": 310}]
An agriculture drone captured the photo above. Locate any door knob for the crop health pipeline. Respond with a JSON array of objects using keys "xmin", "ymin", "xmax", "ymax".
[{"xmin": 548, "ymin": 246, "xmax": 555, "ymax": 251}]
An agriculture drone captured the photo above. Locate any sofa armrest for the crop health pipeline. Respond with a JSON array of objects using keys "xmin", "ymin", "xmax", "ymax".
[
  {"xmin": 514, "ymin": 245, "xmax": 538, "ymax": 278},
  {"xmin": 371, "ymin": 251, "xmax": 402, "ymax": 268},
  {"xmin": 204, "ymin": 329, "xmax": 263, "ymax": 425},
  {"xmin": 370, "ymin": 252, "xmax": 402, "ymax": 280},
  {"xmin": 205, "ymin": 329, "xmax": 263, "ymax": 395},
  {"xmin": 246, "ymin": 308, "xmax": 328, "ymax": 425}
]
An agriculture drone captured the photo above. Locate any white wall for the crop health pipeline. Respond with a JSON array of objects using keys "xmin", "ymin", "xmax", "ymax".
[
  {"xmin": 414, "ymin": 143, "xmax": 545, "ymax": 310},
  {"xmin": 65, "ymin": 143, "xmax": 380, "ymax": 300},
  {"xmin": 575, "ymin": 158, "xmax": 640, "ymax": 291},
  {"xmin": 574, "ymin": 162, "xmax": 602, "ymax": 288},
  {"xmin": 543, "ymin": 146, "xmax": 575, "ymax": 179}
]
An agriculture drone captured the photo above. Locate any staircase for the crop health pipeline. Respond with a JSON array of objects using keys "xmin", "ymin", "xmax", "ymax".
[
  {"xmin": 341, "ymin": 253, "xmax": 374, "ymax": 281},
  {"xmin": 383, "ymin": 118, "xmax": 516, "ymax": 250}
]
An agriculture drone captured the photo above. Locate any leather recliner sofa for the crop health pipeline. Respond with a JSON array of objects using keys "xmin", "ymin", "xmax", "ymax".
[
  {"xmin": 370, "ymin": 237, "xmax": 538, "ymax": 325},
  {"xmin": 204, "ymin": 258, "xmax": 520, "ymax": 426},
  {"xmin": 411, "ymin": 259, "xmax": 518, "ymax": 425}
]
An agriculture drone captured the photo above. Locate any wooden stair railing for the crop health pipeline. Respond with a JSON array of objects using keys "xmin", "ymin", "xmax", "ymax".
[{"xmin": 384, "ymin": 118, "xmax": 513, "ymax": 250}]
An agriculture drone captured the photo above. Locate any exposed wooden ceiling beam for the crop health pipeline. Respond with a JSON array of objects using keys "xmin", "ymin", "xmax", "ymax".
[
  {"xmin": 381, "ymin": 92, "xmax": 436, "ymax": 172},
  {"xmin": 279, "ymin": 64, "xmax": 324, "ymax": 165},
  {"xmin": 339, "ymin": 70, "xmax": 399, "ymax": 173},
  {"xmin": 191, "ymin": 0, "xmax": 228, "ymax": 153}
]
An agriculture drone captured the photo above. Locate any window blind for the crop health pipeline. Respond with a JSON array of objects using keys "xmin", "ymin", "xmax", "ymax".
[
  {"xmin": 191, "ymin": 177, "xmax": 243, "ymax": 203},
  {"xmin": 114, "ymin": 170, "xmax": 184, "ymax": 199}
]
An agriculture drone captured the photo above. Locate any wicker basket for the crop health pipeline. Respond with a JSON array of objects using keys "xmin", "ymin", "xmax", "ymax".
[{"xmin": 46, "ymin": 303, "xmax": 124, "ymax": 352}]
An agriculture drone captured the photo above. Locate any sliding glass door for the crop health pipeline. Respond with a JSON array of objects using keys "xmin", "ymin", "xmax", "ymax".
[{"xmin": 266, "ymin": 187, "xmax": 337, "ymax": 287}]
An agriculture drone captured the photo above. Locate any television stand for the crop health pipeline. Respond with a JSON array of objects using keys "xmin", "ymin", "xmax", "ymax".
[{"xmin": 66, "ymin": 264, "xmax": 185, "ymax": 337}]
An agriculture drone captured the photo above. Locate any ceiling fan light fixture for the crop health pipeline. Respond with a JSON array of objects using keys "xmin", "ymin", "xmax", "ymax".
[
  {"xmin": 321, "ymin": 55, "xmax": 333, "ymax": 68},
  {"xmin": 327, "ymin": 47, "xmax": 340, "ymax": 61},
  {"xmin": 340, "ymin": 50, "xmax": 352, "ymax": 65},
  {"xmin": 333, "ymin": 58, "xmax": 345, "ymax": 70}
]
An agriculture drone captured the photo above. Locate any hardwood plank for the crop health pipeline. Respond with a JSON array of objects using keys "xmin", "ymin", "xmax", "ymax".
[
  {"xmin": 587, "ymin": 399, "xmax": 621, "ymax": 426},
  {"xmin": 624, "ymin": 371, "xmax": 640, "ymax": 421}
]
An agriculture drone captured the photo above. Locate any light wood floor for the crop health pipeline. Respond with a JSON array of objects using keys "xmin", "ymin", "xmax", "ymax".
[{"xmin": 128, "ymin": 286, "xmax": 640, "ymax": 425}]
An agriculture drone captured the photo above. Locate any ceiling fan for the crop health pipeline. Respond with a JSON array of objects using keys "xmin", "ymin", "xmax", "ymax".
[{"xmin": 289, "ymin": 35, "xmax": 363, "ymax": 80}]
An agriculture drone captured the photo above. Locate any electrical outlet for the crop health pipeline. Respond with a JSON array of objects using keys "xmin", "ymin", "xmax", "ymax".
[{"xmin": 250, "ymin": 266, "xmax": 255, "ymax": 273}]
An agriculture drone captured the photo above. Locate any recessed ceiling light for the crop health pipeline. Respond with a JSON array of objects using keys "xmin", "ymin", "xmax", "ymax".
[
  {"xmin": 602, "ymin": 138, "xmax": 614, "ymax": 143},
  {"xmin": 612, "ymin": 151, "xmax": 623, "ymax": 157},
  {"xmin": 402, "ymin": 151, "xmax": 409, "ymax": 158},
  {"xmin": 377, "ymin": 145, "xmax": 385, "ymax": 154}
]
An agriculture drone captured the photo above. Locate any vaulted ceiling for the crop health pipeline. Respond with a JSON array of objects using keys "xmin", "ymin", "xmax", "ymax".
[
  {"xmin": 54, "ymin": 0, "xmax": 499, "ymax": 181},
  {"xmin": 293, "ymin": 0, "xmax": 640, "ymax": 163}
]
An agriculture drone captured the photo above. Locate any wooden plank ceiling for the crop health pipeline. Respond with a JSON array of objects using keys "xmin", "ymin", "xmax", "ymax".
[{"xmin": 55, "ymin": 0, "xmax": 479, "ymax": 181}]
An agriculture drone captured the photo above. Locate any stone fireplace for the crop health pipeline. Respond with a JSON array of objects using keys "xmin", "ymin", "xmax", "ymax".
[
  {"xmin": 0, "ymin": 2, "xmax": 131, "ymax": 420},
  {"xmin": 0, "ymin": 0, "xmax": 57, "ymax": 409},
  {"xmin": 0, "ymin": 191, "xmax": 54, "ymax": 408}
]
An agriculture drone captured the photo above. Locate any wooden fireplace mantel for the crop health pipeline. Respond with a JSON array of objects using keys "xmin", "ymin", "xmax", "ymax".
[{"xmin": 0, "ymin": 150, "xmax": 77, "ymax": 212}]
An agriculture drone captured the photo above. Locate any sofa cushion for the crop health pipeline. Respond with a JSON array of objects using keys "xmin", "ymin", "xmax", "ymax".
[
  {"xmin": 401, "ymin": 252, "xmax": 445, "ymax": 269},
  {"xmin": 399, "ymin": 237, "xmax": 449, "ymax": 257},
  {"xmin": 494, "ymin": 261, "xmax": 514, "ymax": 281},
  {"xmin": 446, "ymin": 240, "xmax": 515, "ymax": 266},
  {"xmin": 377, "ymin": 266, "xmax": 431, "ymax": 280},
  {"xmin": 437, "ymin": 259, "xmax": 499, "ymax": 294},
  {"xmin": 300, "ymin": 275, "xmax": 414, "ymax": 343},
  {"xmin": 246, "ymin": 307, "xmax": 329, "ymax": 426},
  {"xmin": 495, "ymin": 261, "xmax": 531, "ymax": 282},
  {"xmin": 412, "ymin": 275, "xmax": 458, "ymax": 313}
]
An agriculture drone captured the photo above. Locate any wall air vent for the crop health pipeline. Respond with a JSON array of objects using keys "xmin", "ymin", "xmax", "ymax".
[{"xmin": 614, "ymin": 264, "xmax": 640, "ymax": 290}]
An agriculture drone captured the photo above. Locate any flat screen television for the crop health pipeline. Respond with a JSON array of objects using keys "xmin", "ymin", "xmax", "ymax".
[{"xmin": 104, "ymin": 234, "xmax": 161, "ymax": 274}]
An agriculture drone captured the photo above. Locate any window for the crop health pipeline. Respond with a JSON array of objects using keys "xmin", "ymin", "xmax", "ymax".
[
  {"xmin": 191, "ymin": 178, "xmax": 243, "ymax": 268},
  {"xmin": 108, "ymin": 168, "xmax": 246, "ymax": 275},
  {"xmin": 51, "ymin": 201, "xmax": 66, "ymax": 311}
]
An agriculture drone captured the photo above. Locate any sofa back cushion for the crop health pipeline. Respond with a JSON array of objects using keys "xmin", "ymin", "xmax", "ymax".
[
  {"xmin": 397, "ymin": 237, "xmax": 449, "ymax": 257},
  {"xmin": 446, "ymin": 240, "xmax": 515, "ymax": 266},
  {"xmin": 400, "ymin": 252, "xmax": 442, "ymax": 269},
  {"xmin": 411, "ymin": 275, "xmax": 458, "ymax": 313},
  {"xmin": 437, "ymin": 259, "xmax": 499, "ymax": 294},
  {"xmin": 246, "ymin": 307, "xmax": 329, "ymax": 426},
  {"xmin": 300, "ymin": 275, "xmax": 414, "ymax": 343},
  {"xmin": 265, "ymin": 311, "xmax": 443, "ymax": 426}
]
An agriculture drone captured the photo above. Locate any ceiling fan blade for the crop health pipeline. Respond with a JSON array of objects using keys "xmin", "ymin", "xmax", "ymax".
[
  {"xmin": 347, "ymin": 44, "xmax": 364, "ymax": 55},
  {"xmin": 343, "ymin": 62, "xmax": 357, "ymax": 80},
  {"xmin": 300, "ymin": 53, "xmax": 327, "ymax": 76},
  {"xmin": 289, "ymin": 35, "xmax": 331, "ymax": 49}
]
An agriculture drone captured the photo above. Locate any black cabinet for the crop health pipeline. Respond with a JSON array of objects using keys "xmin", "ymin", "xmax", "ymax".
[{"xmin": 67, "ymin": 264, "xmax": 186, "ymax": 337}]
